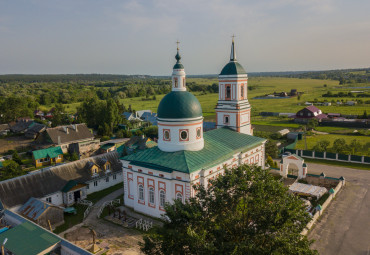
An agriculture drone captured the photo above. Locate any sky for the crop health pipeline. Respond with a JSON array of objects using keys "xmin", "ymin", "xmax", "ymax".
[{"xmin": 0, "ymin": 0, "xmax": 369, "ymax": 75}]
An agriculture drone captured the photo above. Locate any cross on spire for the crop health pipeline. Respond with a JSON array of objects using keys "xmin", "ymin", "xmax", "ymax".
[
  {"xmin": 230, "ymin": 35, "xmax": 236, "ymax": 61},
  {"xmin": 176, "ymin": 40, "xmax": 180, "ymax": 50},
  {"xmin": 231, "ymin": 34, "xmax": 236, "ymax": 42}
]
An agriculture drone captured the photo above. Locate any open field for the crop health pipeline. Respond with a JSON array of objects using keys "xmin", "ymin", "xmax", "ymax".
[
  {"xmin": 295, "ymin": 134, "xmax": 370, "ymax": 156},
  {"xmin": 55, "ymin": 77, "xmax": 368, "ymax": 116}
]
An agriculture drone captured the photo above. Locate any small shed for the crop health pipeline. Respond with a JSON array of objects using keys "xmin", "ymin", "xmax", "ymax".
[{"xmin": 18, "ymin": 197, "xmax": 64, "ymax": 229}]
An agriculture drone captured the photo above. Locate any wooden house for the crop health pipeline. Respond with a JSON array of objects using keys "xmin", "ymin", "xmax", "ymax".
[{"xmin": 32, "ymin": 146, "xmax": 63, "ymax": 167}]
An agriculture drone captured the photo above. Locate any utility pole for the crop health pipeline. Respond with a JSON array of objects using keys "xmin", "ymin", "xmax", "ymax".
[{"xmin": 304, "ymin": 125, "xmax": 307, "ymax": 150}]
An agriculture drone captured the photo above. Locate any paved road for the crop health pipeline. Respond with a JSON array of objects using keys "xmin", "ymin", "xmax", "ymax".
[{"xmin": 307, "ymin": 163, "xmax": 370, "ymax": 255}]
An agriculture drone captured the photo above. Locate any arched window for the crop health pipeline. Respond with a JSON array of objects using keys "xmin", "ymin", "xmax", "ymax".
[
  {"xmin": 241, "ymin": 85, "xmax": 244, "ymax": 98},
  {"xmin": 149, "ymin": 188, "xmax": 155, "ymax": 204},
  {"xmin": 226, "ymin": 86, "xmax": 231, "ymax": 99},
  {"xmin": 160, "ymin": 190, "xmax": 166, "ymax": 207},
  {"xmin": 138, "ymin": 184, "xmax": 144, "ymax": 201},
  {"xmin": 176, "ymin": 193, "xmax": 183, "ymax": 202},
  {"xmin": 174, "ymin": 77, "xmax": 178, "ymax": 88}
]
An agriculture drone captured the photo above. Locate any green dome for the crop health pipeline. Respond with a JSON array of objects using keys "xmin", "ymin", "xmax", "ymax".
[
  {"xmin": 173, "ymin": 63, "xmax": 184, "ymax": 69},
  {"xmin": 220, "ymin": 61, "xmax": 247, "ymax": 75},
  {"xmin": 157, "ymin": 91, "xmax": 203, "ymax": 119}
]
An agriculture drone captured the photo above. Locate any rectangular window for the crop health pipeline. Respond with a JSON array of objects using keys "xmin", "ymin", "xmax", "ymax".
[
  {"xmin": 174, "ymin": 77, "xmax": 178, "ymax": 88},
  {"xmin": 46, "ymin": 197, "xmax": 52, "ymax": 203},
  {"xmin": 113, "ymin": 174, "xmax": 117, "ymax": 180},
  {"xmin": 87, "ymin": 184, "xmax": 89, "ymax": 189},
  {"xmin": 106, "ymin": 177, "xmax": 109, "ymax": 182},
  {"xmin": 94, "ymin": 181, "xmax": 98, "ymax": 187}
]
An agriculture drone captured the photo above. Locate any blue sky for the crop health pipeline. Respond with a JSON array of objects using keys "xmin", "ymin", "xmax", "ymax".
[{"xmin": 0, "ymin": 0, "xmax": 369, "ymax": 75}]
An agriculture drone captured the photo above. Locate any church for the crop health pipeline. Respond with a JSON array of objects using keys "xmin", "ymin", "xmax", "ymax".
[{"xmin": 121, "ymin": 39, "xmax": 267, "ymax": 218}]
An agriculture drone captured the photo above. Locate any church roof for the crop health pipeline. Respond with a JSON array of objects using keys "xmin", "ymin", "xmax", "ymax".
[
  {"xmin": 220, "ymin": 61, "xmax": 247, "ymax": 75},
  {"xmin": 157, "ymin": 91, "xmax": 203, "ymax": 119},
  {"xmin": 122, "ymin": 127, "xmax": 266, "ymax": 174}
]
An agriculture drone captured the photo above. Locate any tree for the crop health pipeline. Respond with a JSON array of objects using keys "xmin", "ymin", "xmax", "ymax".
[
  {"xmin": 313, "ymin": 140, "xmax": 330, "ymax": 152},
  {"xmin": 141, "ymin": 165, "xmax": 316, "ymax": 255},
  {"xmin": 349, "ymin": 139, "xmax": 361, "ymax": 155},
  {"xmin": 266, "ymin": 155, "xmax": 274, "ymax": 167},
  {"xmin": 12, "ymin": 150, "xmax": 22, "ymax": 165},
  {"xmin": 265, "ymin": 139, "xmax": 278, "ymax": 158},
  {"xmin": 307, "ymin": 119, "xmax": 318, "ymax": 130},
  {"xmin": 1, "ymin": 161, "xmax": 23, "ymax": 180},
  {"xmin": 332, "ymin": 138, "xmax": 347, "ymax": 153},
  {"xmin": 51, "ymin": 103, "xmax": 66, "ymax": 127}
]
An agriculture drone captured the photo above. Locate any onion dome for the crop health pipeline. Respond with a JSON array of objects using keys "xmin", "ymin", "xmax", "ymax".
[{"xmin": 173, "ymin": 47, "xmax": 184, "ymax": 69}]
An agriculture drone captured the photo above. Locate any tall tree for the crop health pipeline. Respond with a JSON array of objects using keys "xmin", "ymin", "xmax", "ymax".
[{"xmin": 141, "ymin": 165, "xmax": 316, "ymax": 255}]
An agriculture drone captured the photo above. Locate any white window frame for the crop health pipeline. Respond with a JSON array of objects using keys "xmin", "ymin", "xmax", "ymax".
[
  {"xmin": 149, "ymin": 187, "xmax": 155, "ymax": 204},
  {"xmin": 160, "ymin": 190, "xmax": 166, "ymax": 207},
  {"xmin": 176, "ymin": 192, "xmax": 183, "ymax": 202},
  {"xmin": 138, "ymin": 184, "xmax": 144, "ymax": 201}
]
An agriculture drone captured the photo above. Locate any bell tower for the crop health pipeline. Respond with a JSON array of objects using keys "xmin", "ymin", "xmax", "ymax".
[{"xmin": 215, "ymin": 37, "xmax": 252, "ymax": 135}]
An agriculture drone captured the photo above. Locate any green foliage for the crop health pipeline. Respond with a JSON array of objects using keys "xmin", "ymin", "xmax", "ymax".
[
  {"xmin": 142, "ymin": 126, "xmax": 158, "ymax": 139},
  {"xmin": 266, "ymin": 156, "xmax": 274, "ymax": 167},
  {"xmin": 141, "ymin": 165, "xmax": 316, "ymax": 255},
  {"xmin": 265, "ymin": 139, "xmax": 278, "ymax": 159},
  {"xmin": 312, "ymin": 140, "xmax": 330, "ymax": 152},
  {"xmin": 307, "ymin": 119, "xmax": 318, "ymax": 130},
  {"xmin": 12, "ymin": 150, "xmax": 22, "ymax": 165},
  {"xmin": 332, "ymin": 138, "xmax": 347, "ymax": 153},
  {"xmin": 1, "ymin": 160, "xmax": 23, "ymax": 180}
]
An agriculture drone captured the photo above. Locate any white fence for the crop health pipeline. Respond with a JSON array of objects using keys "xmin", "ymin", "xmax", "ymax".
[
  {"xmin": 135, "ymin": 218, "xmax": 153, "ymax": 231},
  {"xmin": 77, "ymin": 199, "xmax": 93, "ymax": 219},
  {"xmin": 97, "ymin": 199, "xmax": 120, "ymax": 218}
]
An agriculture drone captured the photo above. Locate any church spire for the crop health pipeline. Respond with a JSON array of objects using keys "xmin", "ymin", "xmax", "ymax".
[{"xmin": 230, "ymin": 35, "xmax": 236, "ymax": 61}]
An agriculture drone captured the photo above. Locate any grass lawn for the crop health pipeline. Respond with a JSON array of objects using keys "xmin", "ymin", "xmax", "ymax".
[
  {"xmin": 86, "ymin": 182, "xmax": 123, "ymax": 204},
  {"xmin": 303, "ymin": 158, "xmax": 370, "ymax": 171},
  {"xmin": 54, "ymin": 204, "xmax": 88, "ymax": 234},
  {"xmin": 295, "ymin": 134, "xmax": 370, "ymax": 156}
]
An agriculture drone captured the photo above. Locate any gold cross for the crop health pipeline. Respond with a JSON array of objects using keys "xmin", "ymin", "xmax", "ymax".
[
  {"xmin": 176, "ymin": 40, "xmax": 180, "ymax": 50},
  {"xmin": 231, "ymin": 34, "xmax": 236, "ymax": 41}
]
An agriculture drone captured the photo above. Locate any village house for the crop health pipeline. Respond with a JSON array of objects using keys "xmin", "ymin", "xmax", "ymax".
[
  {"xmin": 293, "ymin": 105, "xmax": 328, "ymax": 123},
  {"xmin": 35, "ymin": 124, "xmax": 100, "ymax": 158},
  {"xmin": 0, "ymin": 152, "xmax": 122, "ymax": 210},
  {"xmin": 24, "ymin": 122, "xmax": 46, "ymax": 139},
  {"xmin": 32, "ymin": 146, "xmax": 63, "ymax": 168},
  {"xmin": 18, "ymin": 197, "xmax": 64, "ymax": 229}
]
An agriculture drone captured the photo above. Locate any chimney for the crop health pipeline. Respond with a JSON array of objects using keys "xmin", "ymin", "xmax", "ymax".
[
  {"xmin": 74, "ymin": 124, "xmax": 78, "ymax": 132},
  {"xmin": 58, "ymin": 136, "xmax": 61, "ymax": 145}
]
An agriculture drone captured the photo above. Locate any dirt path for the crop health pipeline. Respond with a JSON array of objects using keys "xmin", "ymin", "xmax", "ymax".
[
  {"xmin": 61, "ymin": 188, "xmax": 144, "ymax": 255},
  {"xmin": 307, "ymin": 163, "xmax": 370, "ymax": 255}
]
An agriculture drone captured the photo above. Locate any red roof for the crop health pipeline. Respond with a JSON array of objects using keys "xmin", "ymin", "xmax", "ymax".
[{"xmin": 305, "ymin": 105, "xmax": 320, "ymax": 113}]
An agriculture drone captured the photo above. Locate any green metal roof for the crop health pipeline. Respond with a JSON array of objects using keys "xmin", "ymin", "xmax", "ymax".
[
  {"xmin": 0, "ymin": 221, "xmax": 61, "ymax": 254},
  {"xmin": 173, "ymin": 63, "xmax": 184, "ymax": 69},
  {"xmin": 32, "ymin": 146, "xmax": 63, "ymax": 160},
  {"xmin": 61, "ymin": 180, "xmax": 78, "ymax": 193},
  {"xmin": 220, "ymin": 61, "xmax": 247, "ymax": 75},
  {"xmin": 157, "ymin": 91, "xmax": 203, "ymax": 119},
  {"xmin": 101, "ymin": 143, "xmax": 115, "ymax": 150},
  {"xmin": 122, "ymin": 127, "xmax": 266, "ymax": 174}
]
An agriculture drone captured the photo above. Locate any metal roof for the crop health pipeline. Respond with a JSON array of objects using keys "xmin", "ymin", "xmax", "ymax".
[
  {"xmin": 18, "ymin": 197, "xmax": 55, "ymax": 221},
  {"xmin": 122, "ymin": 127, "xmax": 266, "ymax": 174},
  {"xmin": 32, "ymin": 146, "xmax": 63, "ymax": 160},
  {"xmin": 0, "ymin": 221, "xmax": 61, "ymax": 254}
]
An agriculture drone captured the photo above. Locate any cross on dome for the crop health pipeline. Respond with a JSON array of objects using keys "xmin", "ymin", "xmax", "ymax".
[{"xmin": 230, "ymin": 35, "xmax": 237, "ymax": 61}]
